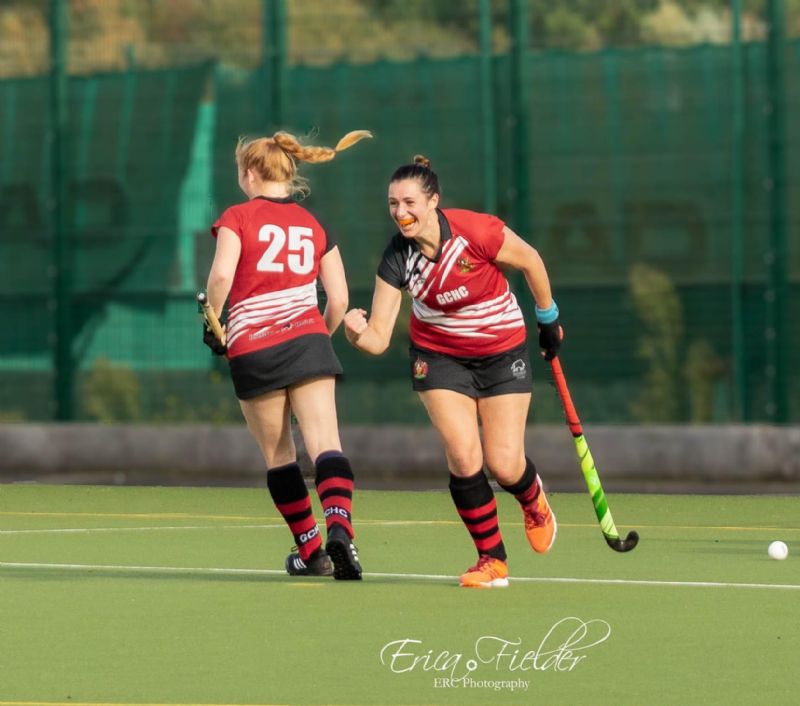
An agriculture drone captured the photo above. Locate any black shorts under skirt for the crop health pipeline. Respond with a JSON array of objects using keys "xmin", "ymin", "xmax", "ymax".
[
  {"xmin": 408, "ymin": 342, "xmax": 533, "ymax": 398},
  {"xmin": 229, "ymin": 334, "xmax": 343, "ymax": 400}
]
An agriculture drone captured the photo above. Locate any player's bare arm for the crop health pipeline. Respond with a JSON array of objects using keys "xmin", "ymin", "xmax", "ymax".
[
  {"xmin": 493, "ymin": 226, "xmax": 553, "ymax": 310},
  {"xmin": 206, "ymin": 226, "xmax": 241, "ymax": 317},
  {"xmin": 318, "ymin": 245, "xmax": 349, "ymax": 334},
  {"xmin": 344, "ymin": 276, "xmax": 402, "ymax": 355}
]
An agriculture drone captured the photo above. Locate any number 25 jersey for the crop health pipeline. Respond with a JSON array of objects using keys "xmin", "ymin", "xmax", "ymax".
[{"xmin": 211, "ymin": 195, "xmax": 334, "ymax": 359}]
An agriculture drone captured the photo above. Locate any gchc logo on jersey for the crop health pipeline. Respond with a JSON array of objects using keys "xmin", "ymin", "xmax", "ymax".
[
  {"xmin": 413, "ymin": 358, "xmax": 429, "ymax": 380},
  {"xmin": 436, "ymin": 286, "xmax": 469, "ymax": 305}
]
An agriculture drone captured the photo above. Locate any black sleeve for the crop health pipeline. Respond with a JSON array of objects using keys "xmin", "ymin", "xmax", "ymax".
[
  {"xmin": 316, "ymin": 215, "xmax": 337, "ymax": 254},
  {"xmin": 323, "ymin": 229, "xmax": 337, "ymax": 254},
  {"xmin": 376, "ymin": 234, "xmax": 407, "ymax": 289},
  {"xmin": 301, "ymin": 200, "xmax": 337, "ymax": 253}
]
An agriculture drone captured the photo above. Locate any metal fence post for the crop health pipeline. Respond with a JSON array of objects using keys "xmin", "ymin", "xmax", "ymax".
[
  {"xmin": 50, "ymin": 0, "xmax": 72, "ymax": 420},
  {"xmin": 509, "ymin": 0, "xmax": 529, "ymax": 237},
  {"xmin": 764, "ymin": 0, "xmax": 788, "ymax": 422},
  {"xmin": 264, "ymin": 0, "xmax": 286, "ymax": 130},
  {"xmin": 479, "ymin": 0, "xmax": 497, "ymax": 215},
  {"xmin": 730, "ymin": 0, "xmax": 747, "ymax": 421}
]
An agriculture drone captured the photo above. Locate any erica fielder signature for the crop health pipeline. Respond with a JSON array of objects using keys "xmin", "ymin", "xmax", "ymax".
[{"xmin": 379, "ymin": 617, "xmax": 611, "ymax": 680}]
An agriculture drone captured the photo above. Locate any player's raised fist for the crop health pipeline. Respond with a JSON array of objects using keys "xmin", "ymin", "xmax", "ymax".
[{"xmin": 344, "ymin": 308, "xmax": 369, "ymax": 344}]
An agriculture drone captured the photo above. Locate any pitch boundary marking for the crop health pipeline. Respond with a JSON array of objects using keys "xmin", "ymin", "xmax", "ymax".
[
  {"xmin": 1, "ymin": 514, "xmax": 799, "ymax": 534},
  {"xmin": 0, "ymin": 701, "xmax": 432, "ymax": 706},
  {"xmin": 0, "ymin": 702, "xmax": 298, "ymax": 706},
  {"xmin": 0, "ymin": 560, "xmax": 797, "ymax": 591},
  {"xmin": 0, "ymin": 524, "xmax": 286, "ymax": 535}
]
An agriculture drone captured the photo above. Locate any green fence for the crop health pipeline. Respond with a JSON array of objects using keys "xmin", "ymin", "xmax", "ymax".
[{"xmin": 0, "ymin": 39, "xmax": 798, "ymax": 424}]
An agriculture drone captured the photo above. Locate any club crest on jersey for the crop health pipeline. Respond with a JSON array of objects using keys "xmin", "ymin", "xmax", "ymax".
[
  {"xmin": 413, "ymin": 358, "xmax": 429, "ymax": 380},
  {"xmin": 511, "ymin": 359, "xmax": 527, "ymax": 379},
  {"xmin": 457, "ymin": 256, "xmax": 475, "ymax": 273}
]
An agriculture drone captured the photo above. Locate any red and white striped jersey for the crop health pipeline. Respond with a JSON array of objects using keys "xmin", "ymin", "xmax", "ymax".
[
  {"xmin": 211, "ymin": 196, "xmax": 333, "ymax": 358},
  {"xmin": 377, "ymin": 208, "xmax": 526, "ymax": 357}
]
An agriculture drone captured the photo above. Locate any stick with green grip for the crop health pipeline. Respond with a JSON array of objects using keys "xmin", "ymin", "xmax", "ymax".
[{"xmin": 549, "ymin": 356, "xmax": 639, "ymax": 552}]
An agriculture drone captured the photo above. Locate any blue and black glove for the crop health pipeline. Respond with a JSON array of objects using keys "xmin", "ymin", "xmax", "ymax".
[{"xmin": 536, "ymin": 301, "xmax": 563, "ymax": 361}]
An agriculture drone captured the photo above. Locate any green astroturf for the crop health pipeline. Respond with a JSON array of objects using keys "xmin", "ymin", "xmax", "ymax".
[{"xmin": 1, "ymin": 484, "xmax": 799, "ymax": 706}]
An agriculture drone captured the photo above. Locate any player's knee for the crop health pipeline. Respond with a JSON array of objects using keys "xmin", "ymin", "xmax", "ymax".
[
  {"xmin": 257, "ymin": 435, "xmax": 296, "ymax": 468},
  {"xmin": 264, "ymin": 448, "xmax": 295, "ymax": 467},
  {"xmin": 303, "ymin": 435, "xmax": 342, "ymax": 463},
  {"xmin": 485, "ymin": 450, "xmax": 525, "ymax": 483},
  {"xmin": 446, "ymin": 447, "xmax": 483, "ymax": 476}
]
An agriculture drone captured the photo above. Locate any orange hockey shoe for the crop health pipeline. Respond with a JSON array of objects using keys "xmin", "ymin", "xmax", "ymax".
[
  {"xmin": 522, "ymin": 480, "xmax": 557, "ymax": 553},
  {"xmin": 459, "ymin": 555, "xmax": 509, "ymax": 588}
]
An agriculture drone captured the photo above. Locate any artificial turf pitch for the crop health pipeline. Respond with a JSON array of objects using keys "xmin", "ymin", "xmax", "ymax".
[{"xmin": 1, "ymin": 484, "xmax": 798, "ymax": 706}]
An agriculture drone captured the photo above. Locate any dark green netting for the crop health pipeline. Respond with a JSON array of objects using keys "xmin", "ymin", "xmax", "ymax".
[{"xmin": 0, "ymin": 41, "xmax": 797, "ymax": 422}]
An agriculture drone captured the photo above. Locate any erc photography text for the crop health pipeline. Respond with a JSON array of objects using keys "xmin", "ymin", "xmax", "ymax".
[{"xmin": 379, "ymin": 617, "xmax": 611, "ymax": 690}]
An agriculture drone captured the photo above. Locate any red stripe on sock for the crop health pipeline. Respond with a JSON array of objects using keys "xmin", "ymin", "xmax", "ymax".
[
  {"xmin": 328, "ymin": 522, "xmax": 354, "ymax": 539},
  {"xmin": 457, "ymin": 498, "xmax": 497, "ymax": 521},
  {"xmin": 323, "ymin": 510, "xmax": 354, "ymax": 537},
  {"xmin": 475, "ymin": 531, "xmax": 503, "ymax": 553},
  {"xmin": 298, "ymin": 533, "xmax": 322, "ymax": 561},
  {"xmin": 322, "ymin": 497, "xmax": 353, "ymax": 514},
  {"xmin": 316, "ymin": 477, "xmax": 354, "ymax": 495},
  {"xmin": 287, "ymin": 515, "xmax": 318, "ymax": 535},
  {"xmin": 467, "ymin": 515, "xmax": 501, "ymax": 534},
  {"xmin": 276, "ymin": 497, "xmax": 312, "ymax": 516},
  {"xmin": 517, "ymin": 477, "xmax": 540, "ymax": 506}
]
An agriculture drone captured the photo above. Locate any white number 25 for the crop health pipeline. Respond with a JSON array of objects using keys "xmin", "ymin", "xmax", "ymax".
[{"xmin": 257, "ymin": 225, "xmax": 314, "ymax": 275}]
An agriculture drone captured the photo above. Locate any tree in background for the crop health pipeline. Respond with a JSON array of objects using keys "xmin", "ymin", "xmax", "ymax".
[
  {"xmin": 1, "ymin": 0, "xmax": 797, "ymax": 78},
  {"xmin": 363, "ymin": 0, "xmax": 789, "ymax": 50},
  {"xmin": 0, "ymin": 0, "xmax": 474, "ymax": 75},
  {"xmin": 0, "ymin": 2, "xmax": 48, "ymax": 76},
  {"xmin": 628, "ymin": 263, "xmax": 684, "ymax": 422}
]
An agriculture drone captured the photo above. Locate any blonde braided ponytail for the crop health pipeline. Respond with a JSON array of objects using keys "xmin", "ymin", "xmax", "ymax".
[
  {"xmin": 272, "ymin": 129, "xmax": 372, "ymax": 164},
  {"xmin": 236, "ymin": 129, "xmax": 372, "ymax": 198}
]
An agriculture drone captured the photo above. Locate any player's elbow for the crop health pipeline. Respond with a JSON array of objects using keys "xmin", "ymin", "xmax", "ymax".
[
  {"xmin": 371, "ymin": 340, "xmax": 390, "ymax": 356},
  {"xmin": 351, "ymin": 328, "xmax": 391, "ymax": 356},
  {"xmin": 368, "ymin": 328, "xmax": 392, "ymax": 355},
  {"xmin": 361, "ymin": 342, "xmax": 390, "ymax": 356},
  {"xmin": 207, "ymin": 269, "xmax": 233, "ymax": 292},
  {"xmin": 522, "ymin": 244, "xmax": 544, "ymax": 269},
  {"xmin": 326, "ymin": 291, "xmax": 349, "ymax": 317}
]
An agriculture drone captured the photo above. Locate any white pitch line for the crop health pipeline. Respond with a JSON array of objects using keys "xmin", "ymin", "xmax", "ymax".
[
  {"xmin": 0, "ymin": 560, "xmax": 798, "ymax": 591},
  {"xmin": 365, "ymin": 571, "xmax": 800, "ymax": 591},
  {"xmin": 492, "ymin": 575, "xmax": 800, "ymax": 591},
  {"xmin": 0, "ymin": 524, "xmax": 284, "ymax": 535},
  {"xmin": 0, "ymin": 561, "xmax": 283, "ymax": 576}
]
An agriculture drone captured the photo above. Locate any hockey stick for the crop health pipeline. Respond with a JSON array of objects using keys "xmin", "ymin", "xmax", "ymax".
[
  {"xmin": 549, "ymin": 356, "xmax": 639, "ymax": 552},
  {"xmin": 197, "ymin": 292, "xmax": 226, "ymax": 345}
]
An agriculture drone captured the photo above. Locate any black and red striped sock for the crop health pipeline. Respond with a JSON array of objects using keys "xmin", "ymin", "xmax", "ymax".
[
  {"xmin": 314, "ymin": 451, "xmax": 355, "ymax": 539},
  {"xmin": 267, "ymin": 462, "xmax": 322, "ymax": 561},
  {"xmin": 449, "ymin": 471, "xmax": 507, "ymax": 561},
  {"xmin": 498, "ymin": 457, "xmax": 541, "ymax": 508}
]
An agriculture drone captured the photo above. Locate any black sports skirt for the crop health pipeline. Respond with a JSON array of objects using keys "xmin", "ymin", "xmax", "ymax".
[{"xmin": 228, "ymin": 333, "xmax": 343, "ymax": 400}]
